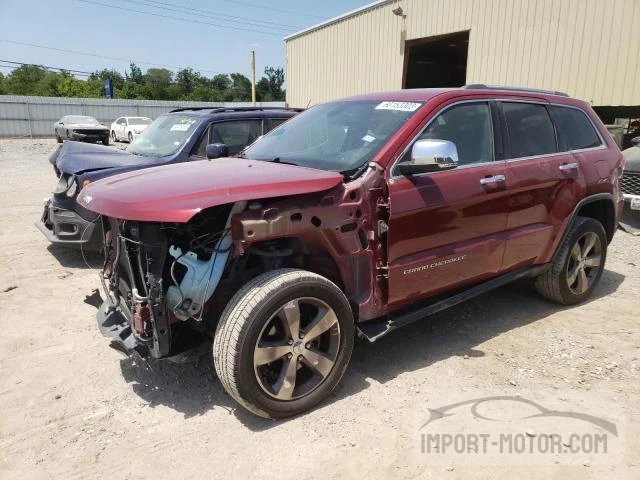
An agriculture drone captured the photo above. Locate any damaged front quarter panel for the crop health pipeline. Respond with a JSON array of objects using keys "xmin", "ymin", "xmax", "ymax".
[{"xmin": 230, "ymin": 165, "xmax": 389, "ymax": 321}]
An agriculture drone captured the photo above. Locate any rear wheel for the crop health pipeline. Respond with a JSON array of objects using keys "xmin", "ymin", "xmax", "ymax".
[
  {"xmin": 535, "ymin": 216, "xmax": 607, "ymax": 305},
  {"xmin": 213, "ymin": 269, "xmax": 354, "ymax": 418},
  {"xmin": 56, "ymin": 133, "xmax": 63, "ymax": 143},
  {"xmin": 102, "ymin": 136, "xmax": 109, "ymax": 146}
]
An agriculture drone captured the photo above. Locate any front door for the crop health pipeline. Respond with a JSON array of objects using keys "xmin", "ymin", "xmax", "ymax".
[{"xmin": 386, "ymin": 101, "xmax": 510, "ymax": 307}]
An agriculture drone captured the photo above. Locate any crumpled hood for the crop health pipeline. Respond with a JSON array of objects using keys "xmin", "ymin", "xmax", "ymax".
[
  {"xmin": 78, "ymin": 158, "xmax": 343, "ymax": 223},
  {"xmin": 56, "ymin": 141, "xmax": 160, "ymax": 175},
  {"xmin": 622, "ymin": 145, "xmax": 640, "ymax": 172}
]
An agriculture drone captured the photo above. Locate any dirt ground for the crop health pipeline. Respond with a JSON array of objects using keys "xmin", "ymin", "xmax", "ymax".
[{"xmin": 0, "ymin": 138, "xmax": 638, "ymax": 479}]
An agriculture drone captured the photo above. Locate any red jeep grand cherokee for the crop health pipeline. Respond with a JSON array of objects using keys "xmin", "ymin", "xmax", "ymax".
[{"xmin": 79, "ymin": 86, "xmax": 624, "ymax": 418}]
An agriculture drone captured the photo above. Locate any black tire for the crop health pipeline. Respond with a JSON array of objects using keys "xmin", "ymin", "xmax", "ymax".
[
  {"xmin": 535, "ymin": 216, "xmax": 607, "ymax": 305},
  {"xmin": 102, "ymin": 136, "xmax": 109, "ymax": 146},
  {"xmin": 111, "ymin": 130, "xmax": 117, "ymax": 142},
  {"xmin": 213, "ymin": 269, "xmax": 355, "ymax": 418},
  {"xmin": 128, "ymin": 132, "xmax": 133, "ymax": 143},
  {"xmin": 56, "ymin": 133, "xmax": 63, "ymax": 143}
]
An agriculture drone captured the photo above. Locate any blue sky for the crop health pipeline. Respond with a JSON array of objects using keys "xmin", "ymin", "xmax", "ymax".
[{"xmin": 0, "ymin": 0, "xmax": 371, "ymax": 79}]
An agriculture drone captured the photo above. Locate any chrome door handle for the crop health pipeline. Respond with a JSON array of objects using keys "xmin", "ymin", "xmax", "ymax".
[
  {"xmin": 480, "ymin": 174, "xmax": 506, "ymax": 185},
  {"xmin": 559, "ymin": 162, "xmax": 578, "ymax": 171}
]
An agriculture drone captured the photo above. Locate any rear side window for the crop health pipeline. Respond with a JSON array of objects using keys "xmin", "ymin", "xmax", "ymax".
[
  {"xmin": 503, "ymin": 102, "xmax": 557, "ymax": 158},
  {"xmin": 549, "ymin": 105, "xmax": 602, "ymax": 151}
]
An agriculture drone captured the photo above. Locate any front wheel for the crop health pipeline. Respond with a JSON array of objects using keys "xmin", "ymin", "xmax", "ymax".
[
  {"xmin": 213, "ymin": 269, "xmax": 354, "ymax": 418},
  {"xmin": 128, "ymin": 132, "xmax": 133, "ymax": 143},
  {"xmin": 535, "ymin": 216, "xmax": 607, "ymax": 305},
  {"xmin": 102, "ymin": 136, "xmax": 109, "ymax": 146},
  {"xmin": 111, "ymin": 130, "xmax": 117, "ymax": 142}
]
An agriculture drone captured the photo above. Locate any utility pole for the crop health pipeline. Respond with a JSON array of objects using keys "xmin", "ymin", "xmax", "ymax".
[{"xmin": 250, "ymin": 50, "xmax": 256, "ymax": 106}]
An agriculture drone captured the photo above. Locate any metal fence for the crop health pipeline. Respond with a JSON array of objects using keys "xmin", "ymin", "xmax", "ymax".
[{"xmin": 0, "ymin": 95, "xmax": 286, "ymax": 138}]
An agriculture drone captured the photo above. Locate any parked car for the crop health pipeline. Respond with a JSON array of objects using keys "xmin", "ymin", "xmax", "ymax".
[
  {"xmin": 37, "ymin": 107, "xmax": 297, "ymax": 250},
  {"xmin": 78, "ymin": 86, "xmax": 623, "ymax": 418},
  {"xmin": 620, "ymin": 136, "xmax": 640, "ymax": 226},
  {"xmin": 110, "ymin": 116, "xmax": 152, "ymax": 143},
  {"xmin": 54, "ymin": 115, "xmax": 110, "ymax": 145}
]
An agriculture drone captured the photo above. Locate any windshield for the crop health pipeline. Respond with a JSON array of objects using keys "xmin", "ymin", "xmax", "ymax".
[
  {"xmin": 65, "ymin": 116, "xmax": 99, "ymax": 124},
  {"xmin": 127, "ymin": 115, "xmax": 198, "ymax": 157},
  {"xmin": 128, "ymin": 117, "xmax": 152, "ymax": 126},
  {"xmin": 241, "ymin": 100, "xmax": 423, "ymax": 172}
]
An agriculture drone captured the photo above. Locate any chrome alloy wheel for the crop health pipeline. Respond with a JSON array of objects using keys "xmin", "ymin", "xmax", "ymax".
[
  {"xmin": 566, "ymin": 231, "xmax": 602, "ymax": 295},
  {"xmin": 253, "ymin": 297, "xmax": 341, "ymax": 401}
]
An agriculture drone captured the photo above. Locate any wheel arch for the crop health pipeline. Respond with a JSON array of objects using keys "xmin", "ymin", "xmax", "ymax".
[{"xmin": 551, "ymin": 193, "xmax": 616, "ymax": 264}]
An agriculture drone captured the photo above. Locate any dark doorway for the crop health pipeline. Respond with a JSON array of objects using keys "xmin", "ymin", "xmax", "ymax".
[{"xmin": 403, "ymin": 31, "xmax": 469, "ymax": 89}]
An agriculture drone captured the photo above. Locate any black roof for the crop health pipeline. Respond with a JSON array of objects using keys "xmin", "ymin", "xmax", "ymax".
[{"xmin": 167, "ymin": 106, "xmax": 303, "ymax": 120}]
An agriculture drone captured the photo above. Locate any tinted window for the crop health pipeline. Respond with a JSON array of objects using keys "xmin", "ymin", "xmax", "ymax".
[
  {"xmin": 503, "ymin": 103, "xmax": 556, "ymax": 158},
  {"xmin": 403, "ymin": 102, "xmax": 494, "ymax": 166},
  {"xmin": 549, "ymin": 106, "xmax": 602, "ymax": 151},
  {"xmin": 210, "ymin": 120, "xmax": 263, "ymax": 156}
]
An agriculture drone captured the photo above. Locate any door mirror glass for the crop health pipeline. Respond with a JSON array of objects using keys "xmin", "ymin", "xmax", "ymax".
[
  {"xmin": 206, "ymin": 143, "xmax": 229, "ymax": 159},
  {"xmin": 398, "ymin": 139, "xmax": 459, "ymax": 175},
  {"xmin": 632, "ymin": 136, "xmax": 640, "ymax": 147}
]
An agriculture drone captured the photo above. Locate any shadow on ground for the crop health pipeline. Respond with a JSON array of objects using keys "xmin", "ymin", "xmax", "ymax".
[
  {"xmin": 117, "ymin": 269, "xmax": 625, "ymax": 431},
  {"xmin": 47, "ymin": 244, "xmax": 103, "ymax": 269}
]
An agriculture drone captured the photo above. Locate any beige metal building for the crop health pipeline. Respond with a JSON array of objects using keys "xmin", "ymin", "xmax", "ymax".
[{"xmin": 284, "ymin": 0, "xmax": 640, "ymax": 120}]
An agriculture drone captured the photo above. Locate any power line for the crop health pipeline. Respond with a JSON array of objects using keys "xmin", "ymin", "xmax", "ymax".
[
  {"xmin": 75, "ymin": 0, "xmax": 286, "ymax": 36},
  {"xmin": 122, "ymin": 0, "xmax": 303, "ymax": 30},
  {"xmin": 0, "ymin": 59, "xmax": 92, "ymax": 75},
  {"xmin": 0, "ymin": 40, "xmax": 223, "ymax": 75},
  {"xmin": 217, "ymin": 0, "xmax": 326, "ymax": 19},
  {"xmin": 0, "ymin": 60, "xmax": 92, "ymax": 77}
]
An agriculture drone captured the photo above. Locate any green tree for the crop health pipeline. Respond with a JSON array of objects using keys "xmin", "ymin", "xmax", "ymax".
[
  {"xmin": 145, "ymin": 68, "xmax": 173, "ymax": 99},
  {"xmin": 264, "ymin": 66, "xmax": 285, "ymax": 101},
  {"xmin": 126, "ymin": 62, "xmax": 144, "ymax": 84},
  {"xmin": 211, "ymin": 73, "xmax": 232, "ymax": 92},
  {"xmin": 5, "ymin": 64, "xmax": 48, "ymax": 95},
  {"xmin": 0, "ymin": 72, "xmax": 5, "ymax": 94},
  {"xmin": 228, "ymin": 73, "xmax": 251, "ymax": 101}
]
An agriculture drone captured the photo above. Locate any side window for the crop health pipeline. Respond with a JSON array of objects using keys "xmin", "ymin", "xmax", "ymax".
[
  {"xmin": 268, "ymin": 118, "xmax": 288, "ymax": 131},
  {"xmin": 400, "ymin": 102, "xmax": 495, "ymax": 167},
  {"xmin": 210, "ymin": 120, "xmax": 263, "ymax": 156},
  {"xmin": 549, "ymin": 105, "xmax": 602, "ymax": 151},
  {"xmin": 192, "ymin": 125, "xmax": 211, "ymax": 158},
  {"xmin": 503, "ymin": 102, "xmax": 557, "ymax": 158}
]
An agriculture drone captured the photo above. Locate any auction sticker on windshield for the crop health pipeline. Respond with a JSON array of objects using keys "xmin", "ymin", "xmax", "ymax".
[
  {"xmin": 170, "ymin": 119, "xmax": 196, "ymax": 132},
  {"xmin": 375, "ymin": 101, "xmax": 422, "ymax": 112}
]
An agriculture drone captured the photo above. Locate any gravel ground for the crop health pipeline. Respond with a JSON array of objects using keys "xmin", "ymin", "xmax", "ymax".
[{"xmin": 0, "ymin": 139, "xmax": 638, "ymax": 479}]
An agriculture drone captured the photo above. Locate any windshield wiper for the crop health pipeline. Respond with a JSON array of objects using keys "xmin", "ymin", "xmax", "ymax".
[{"xmin": 272, "ymin": 157, "xmax": 298, "ymax": 165}]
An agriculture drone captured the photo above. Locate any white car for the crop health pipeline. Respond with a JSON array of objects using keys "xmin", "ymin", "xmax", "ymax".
[{"xmin": 110, "ymin": 116, "xmax": 152, "ymax": 143}]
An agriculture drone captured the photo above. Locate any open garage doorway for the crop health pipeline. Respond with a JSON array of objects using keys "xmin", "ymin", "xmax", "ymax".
[{"xmin": 403, "ymin": 31, "xmax": 469, "ymax": 89}]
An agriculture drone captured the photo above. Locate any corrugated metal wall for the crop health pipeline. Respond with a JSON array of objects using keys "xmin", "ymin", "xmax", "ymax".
[
  {"xmin": 0, "ymin": 96, "xmax": 285, "ymax": 137},
  {"xmin": 285, "ymin": 0, "xmax": 640, "ymax": 107}
]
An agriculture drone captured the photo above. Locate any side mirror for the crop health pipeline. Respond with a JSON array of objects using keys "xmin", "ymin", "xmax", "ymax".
[
  {"xmin": 632, "ymin": 136, "xmax": 640, "ymax": 147},
  {"xmin": 206, "ymin": 143, "xmax": 229, "ymax": 160},
  {"xmin": 397, "ymin": 139, "xmax": 459, "ymax": 176}
]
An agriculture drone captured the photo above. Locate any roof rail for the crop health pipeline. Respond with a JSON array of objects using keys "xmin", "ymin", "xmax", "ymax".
[
  {"xmin": 462, "ymin": 84, "xmax": 569, "ymax": 97},
  {"xmin": 168, "ymin": 106, "xmax": 302, "ymax": 113}
]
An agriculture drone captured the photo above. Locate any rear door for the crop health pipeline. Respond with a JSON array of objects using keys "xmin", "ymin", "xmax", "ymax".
[
  {"xmin": 499, "ymin": 101, "xmax": 587, "ymax": 270},
  {"xmin": 386, "ymin": 100, "xmax": 510, "ymax": 306}
]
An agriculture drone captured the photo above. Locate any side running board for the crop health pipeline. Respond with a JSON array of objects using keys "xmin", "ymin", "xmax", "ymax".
[{"xmin": 357, "ymin": 265, "xmax": 547, "ymax": 342}]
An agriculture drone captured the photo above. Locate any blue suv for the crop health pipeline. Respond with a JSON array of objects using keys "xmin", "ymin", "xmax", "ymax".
[{"xmin": 37, "ymin": 107, "xmax": 298, "ymax": 250}]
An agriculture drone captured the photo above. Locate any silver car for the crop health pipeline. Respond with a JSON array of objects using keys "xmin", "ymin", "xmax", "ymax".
[{"xmin": 54, "ymin": 115, "xmax": 110, "ymax": 145}]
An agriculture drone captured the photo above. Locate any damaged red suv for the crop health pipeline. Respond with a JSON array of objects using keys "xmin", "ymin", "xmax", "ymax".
[{"xmin": 79, "ymin": 86, "xmax": 624, "ymax": 418}]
